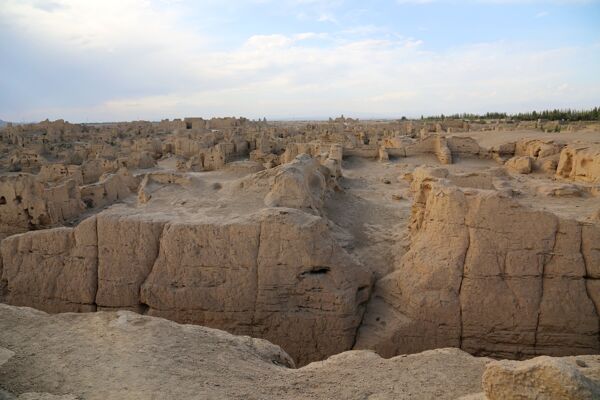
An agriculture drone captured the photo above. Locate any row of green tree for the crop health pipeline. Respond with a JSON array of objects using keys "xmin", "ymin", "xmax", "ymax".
[{"xmin": 420, "ymin": 107, "xmax": 600, "ymax": 122}]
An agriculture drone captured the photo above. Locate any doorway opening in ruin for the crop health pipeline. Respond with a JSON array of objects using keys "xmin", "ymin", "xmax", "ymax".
[{"xmin": 0, "ymin": 196, "xmax": 6, "ymax": 205}]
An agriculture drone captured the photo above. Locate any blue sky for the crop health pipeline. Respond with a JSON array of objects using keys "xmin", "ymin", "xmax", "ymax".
[{"xmin": 1, "ymin": 0, "xmax": 599, "ymax": 122}]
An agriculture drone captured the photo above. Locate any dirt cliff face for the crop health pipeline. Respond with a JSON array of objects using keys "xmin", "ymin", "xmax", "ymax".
[
  {"xmin": 0, "ymin": 157, "xmax": 372, "ymax": 366},
  {"xmin": 356, "ymin": 168, "xmax": 600, "ymax": 359},
  {"xmin": 1, "ymin": 216, "xmax": 98, "ymax": 313},
  {"xmin": 140, "ymin": 208, "xmax": 371, "ymax": 365}
]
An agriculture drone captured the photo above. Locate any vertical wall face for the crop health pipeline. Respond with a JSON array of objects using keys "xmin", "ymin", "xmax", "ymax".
[
  {"xmin": 252, "ymin": 209, "xmax": 372, "ymax": 365},
  {"xmin": 459, "ymin": 197, "xmax": 599, "ymax": 358},
  {"xmin": 536, "ymin": 220, "xmax": 599, "ymax": 355},
  {"xmin": 96, "ymin": 213, "xmax": 167, "ymax": 311},
  {"xmin": 459, "ymin": 194, "xmax": 558, "ymax": 357},
  {"xmin": 0, "ymin": 207, "xmax": 372, "ymax": 367},
  {"xmin": 0, "ymin": 174, "xmax": 50, "ymax": 239},
  {"xmin": 356, "ymin": 179, "xmax": 600, "ymax": 359},
  {"xmin": 140, "ymin": 208, "xmax": 372, "ymax": 366},
  {"xmin": 140, "ymin": 219, "xmax": 261, "ymax": 334},
  {"xmin": 0, "ymin": 216, "xmax": 98, "ymax": 312}
]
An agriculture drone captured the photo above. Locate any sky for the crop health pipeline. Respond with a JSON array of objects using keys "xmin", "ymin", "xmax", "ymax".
[{"xmin": 0, "ymin": 0, "xmax": 599, "ymax": 122}]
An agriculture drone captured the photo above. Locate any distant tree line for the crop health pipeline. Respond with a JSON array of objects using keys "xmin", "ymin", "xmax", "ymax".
[{"xmin": 419, "ymin": 107, "xmax": 600, "ymax": 122}]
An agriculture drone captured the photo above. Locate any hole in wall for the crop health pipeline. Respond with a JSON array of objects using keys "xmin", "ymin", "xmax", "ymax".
[{"xmin": 301, "ymin": 267, "xmax": 330, "ymax": 276}]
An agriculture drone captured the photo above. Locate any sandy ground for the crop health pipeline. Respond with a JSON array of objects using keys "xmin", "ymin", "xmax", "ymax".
[{"xmin": 0, "ymin": 304, "xmax": 490, "ymax": 400}]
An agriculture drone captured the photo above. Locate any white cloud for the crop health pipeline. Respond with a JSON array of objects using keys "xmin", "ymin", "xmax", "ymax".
[
  {"xmin": 42, "ymin": 37, "xmax": 600, "ymax": 119},
  {"xmin": 396, "ymin": 0, "xmax": 434, "ymax": 4},
  {"xmin": 0, "ymin": 0, "xmax": 202, "ymax": 51},
  {"xmin": 397, "ymin": 0, "xmax": 598, "ymax": 3},
  {"xmin": 317, "ymin": 13, "xmax": 339, "ymax": 23},
  {"xmin": 0, "ymin": 0, "xmax": 599, "ymax": 121}
]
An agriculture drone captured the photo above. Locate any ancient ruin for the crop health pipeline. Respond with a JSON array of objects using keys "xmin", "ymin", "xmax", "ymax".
[{"xmin": 1, "ymin": 116, "xmax": 599, "ymax": 398}]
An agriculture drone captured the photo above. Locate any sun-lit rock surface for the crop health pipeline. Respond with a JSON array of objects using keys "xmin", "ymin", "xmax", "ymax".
[{"xmin": 1, "ymin": 117, "xmax": 600, "ymax": 396}]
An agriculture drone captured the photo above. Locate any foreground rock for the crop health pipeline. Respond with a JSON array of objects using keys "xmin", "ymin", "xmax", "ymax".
[
  {"xmin": 2, "ymin": 305, "xmax": 599, "ymax": 400},
  {"xmin": 0, "ymin": 304, "xmax": 486, "ymax": 399},
  {"xmin": 483, "ymin": 356, "xmax": 600, "ymax": 399}
]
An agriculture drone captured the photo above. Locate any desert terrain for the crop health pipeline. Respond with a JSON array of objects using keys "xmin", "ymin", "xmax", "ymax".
[{"xmin": 0, "ymin": 116, "xmax": 599, "ymax": 399}]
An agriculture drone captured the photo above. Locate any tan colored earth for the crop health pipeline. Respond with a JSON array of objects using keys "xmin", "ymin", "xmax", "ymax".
[
  {"xmin": 1, "ymin": 304, "xmax": 599, "ymax": 400},
  {"xmin": 1, "ymin": 116, "xmax": 599, "ymax": 398}
]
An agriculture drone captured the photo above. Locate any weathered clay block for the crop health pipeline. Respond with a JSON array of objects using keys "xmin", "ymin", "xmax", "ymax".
[
  {"xmin": 356, "ymin": 171, "xmax": 600, "ymax": 359},
  {"xmin": 0, "ymin": 216, "xmax": 97, "ymax": 312},
  {"xmin": 141, "ymin": 208, "xmax": 372, "ymax": 365},
  {"xmin": 96, "ymin": 212, "xmax": 166, "ymax": 309},
  {"xmin": 483, "ymin": 355, "xmax": 600, "ymax": 399}
]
